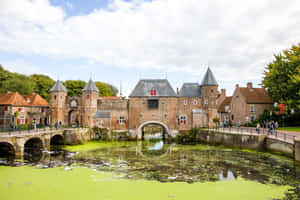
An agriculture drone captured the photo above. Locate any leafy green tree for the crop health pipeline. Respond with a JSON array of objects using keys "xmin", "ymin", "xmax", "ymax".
[
  {"xmin": 30, "ymin": 74, "xmax": 55, "ymax": 101},
  {"xmin": 1, "ymin": 73, "xmax": 33, "ymax": 95},
  {"xmin": 262, "ymin": 43, "xmax": 300, "ymax": 110},
  {"xmin": 95, "ymin": 81, "xmax": 118, "ymax": 97},
  {"xmin": 64, "ymin": 80, "xmax": 86, "ymax": 96}
]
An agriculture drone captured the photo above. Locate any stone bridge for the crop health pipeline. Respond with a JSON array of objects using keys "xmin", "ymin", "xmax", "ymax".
[{"xmin": 0, "ymin": 128, "xmax": 92, "ymax": 157}]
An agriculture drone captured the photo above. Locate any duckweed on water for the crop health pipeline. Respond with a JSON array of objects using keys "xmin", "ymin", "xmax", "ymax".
[
  {"xmin": 0, "ymin": 166, "xmax": 290, "ymax": 200},
  {"xmin": 1, "ymin": 140, "xmax": 300, "ymax": 200}
]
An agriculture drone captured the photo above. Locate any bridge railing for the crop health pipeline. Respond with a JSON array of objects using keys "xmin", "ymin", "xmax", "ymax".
[
  {"xmin": 0, "ymin": 127, "xmax": 66, "ymax": 137},
  {"xmin": 208, "ymin": 126, "xmax": 297, "ymax": 144}
]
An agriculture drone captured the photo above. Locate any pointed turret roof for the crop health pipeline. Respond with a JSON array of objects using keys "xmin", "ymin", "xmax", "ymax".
[
  {"xmin": 82, "ymin": 79, "xmax": 99, "ymax": 92},
  {"xmin": 49, "ymin": 80, "xmax": 67, "ymax": 92},
  {"xmin": 201, "ymin": 67, "xmax": 218, "ymax": 86}
]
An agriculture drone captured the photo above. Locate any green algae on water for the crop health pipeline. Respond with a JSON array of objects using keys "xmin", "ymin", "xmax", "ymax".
[{"xmin": 0, "ymin": 166, "xmax": 291, "ymax": 200}]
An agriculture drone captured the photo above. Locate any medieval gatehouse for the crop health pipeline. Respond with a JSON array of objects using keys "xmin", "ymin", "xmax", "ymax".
[{"xmin": 49, "ymin": 68, "xmax": 220, "ymax": 138}]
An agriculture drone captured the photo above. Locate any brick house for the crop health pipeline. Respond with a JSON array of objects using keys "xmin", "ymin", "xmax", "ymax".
[
  {"xmin": 0, "ymin": 91, "xmax": 50, "ymax": 129},
  {"xmin": 229, "ymin": 82, "xmax": 273, "ymax": 125}
]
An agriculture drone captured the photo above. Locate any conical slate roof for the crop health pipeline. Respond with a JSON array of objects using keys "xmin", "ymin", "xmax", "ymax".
[
  {"xmin": 49, "ymin": 80, "xmax": 67, "ymax": 92},
  {"xmin": 201, "ymin": 68, "xmax": 218, "ymax": 86},
  {"xmin": 82, "ymin": 79, "xmax": 99, "ymax": 92}
]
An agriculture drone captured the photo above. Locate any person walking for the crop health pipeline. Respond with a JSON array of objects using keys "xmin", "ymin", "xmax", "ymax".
[
  {"xmin": 55, "ymin": 121, "xmax": 58, "ymax": 129},
  {"xmin": 256, "ymin": 123, "xmax": 261, "ymax": 134}
]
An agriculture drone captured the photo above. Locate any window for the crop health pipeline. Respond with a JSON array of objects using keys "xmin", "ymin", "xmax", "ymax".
[
  {"xmin": 4, "ymin": 106, "xmax": 9, "ymax": 111},
  {"xmin": 19, "ymin": 116, "xmax": 25, "ymax": 124},
  {"xmin": 193, "ymin": 99, "xmax": 198, "ymax": 105},
  {"xmin": 150, "ymin": 88, "xmax": 157, "ymax": 96},
  {"xmin": 18, "ymin": 107, "xmax": 24, "ymax": 113},
  {"xmin": 204, "ymin": 100, "xmax": 208, "ymax": 105},
  {"xmin": 225, "ymin": 116, "xmax": 229, "ymax": 124},
  {"xmin": 39, "ymin": 107, "xmax": 44, "ymax": 112},
  {"xmin": 250, "ymin": 105, "xmax": 255, "ymax": 113},
  {"xmin": 179, "ymin": 115, "xmax": 187, "ymax": 125},
  {"xmin": 211, "ymin": 89, "xmax": 214, "ymax": 93},
  {"xmin": 225, "ymin": 106, "xmax": 229, "ymax": 112},
  {"xmin": 54, "ymin": 95, "xmax": 57, "ymax": 100},
  {"xmin": 250, "ymin": 115, "xmax": 256, "ymax": 122},
  {"xmin": 148, "ymin": 99, "xmax": 159, "ymax": 109},
  {"xmin": 71, "ymin": 100, "xmax": 77, "ymax": 108},
  {"xmin": 36, "ymin": 115, "xmax": 40, "ymax": 124},
  {"xmin": 236, "ymin": 95, "xmax": 239, "ymax": 98},
  {"xmin": 119, "ymin": 116, "xmax": 125, "ymax": 124},
  {"xmin": 87, "ymin": 94, "xmax": 90, "ymax": 99},
  {"xmin": 231, "ymin": 115, "xmax": 234, "ymax": 120},
  {"xmin": 184, "ymin": 100, "xmax": 187, "ymax": 105}
]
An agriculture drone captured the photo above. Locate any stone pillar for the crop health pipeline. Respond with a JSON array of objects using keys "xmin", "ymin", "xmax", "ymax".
[
  {"xmin": 15, "ymin": 137, "xmax": 25, "ymax": 157},
  {"xmin": 295, "ymin": 137, "xmax": 300, "ymax": 162},
  {"xmin": 43, "ymin": 135, "xmax": 51, "ymax": 151}
]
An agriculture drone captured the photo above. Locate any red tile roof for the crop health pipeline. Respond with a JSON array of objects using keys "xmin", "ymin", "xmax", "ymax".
[
  {"xmin": 24, "ymin": 94, "xmax": 49, "ymax": 106},
  {"xmin": 239, "ymin": 87, "xmax": 273, "ymax": 104},
  {"xmin": 0, "ymin": 92, "xmax": 49, "ymax": 107}
]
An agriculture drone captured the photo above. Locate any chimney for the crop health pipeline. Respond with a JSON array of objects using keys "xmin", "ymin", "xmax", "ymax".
[
  {"xmin": 221, "ymin": 89, "xmax": 226, "ymax": 97},
  {"xmin": 176, "ymin": 88, "xmax": 179, "ymax": 95},
  {"xmin": 235, "ymin": 84, "xmax": 239, "ymax": 88},
  {"xmin": 247, "ymin": 82, "xmax": 253, "ymax": 89}
]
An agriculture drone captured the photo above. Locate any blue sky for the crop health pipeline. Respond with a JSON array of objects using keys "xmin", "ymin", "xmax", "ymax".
[{"xmin": 1, "ymin": 0, "xmax": 300, "ymax": 96}]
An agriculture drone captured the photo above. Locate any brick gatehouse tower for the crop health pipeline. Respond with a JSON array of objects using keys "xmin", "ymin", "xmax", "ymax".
[{"xmin": 50, "ymin": 68, "xmax": 220, "ymax": 138}]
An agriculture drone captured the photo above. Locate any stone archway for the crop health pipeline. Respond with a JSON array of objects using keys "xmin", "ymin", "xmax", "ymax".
[
  {"xmin": 24, "ymin": 137, "xmax": 44, "ymax": 162},
  {"xmin": 50, "ymin": 134, "xmax": 64, "ymax": 145},
  {"xmin": 137, "ymin": 121, "xmax": 169, "ymax": 140},
  {"xmin": 0, "ymin": 142, "xmax": 15, "ymax": 157}
]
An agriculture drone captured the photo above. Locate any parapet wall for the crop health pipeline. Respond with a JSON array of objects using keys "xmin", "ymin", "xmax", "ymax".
[{"xmin": 186, "ymin": 130, "xmax": 299, "ymax": 160}]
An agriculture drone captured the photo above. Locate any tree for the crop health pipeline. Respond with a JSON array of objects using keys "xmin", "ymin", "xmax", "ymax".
[
  {"xmin": 262, "ymin": 43, "xmax": 300, "ymax": 111},
  {"xmin": 95, "ymin": 81, "xmax": 118, "ymax": 97},
  {"xmin": 30, "ymin": 74, "xmax": 55, "ymax": 101},
  {"xmin": 212, "ymin": 117, "xmax": 220, "ymax": 129},
  {"xmin": 64, "ymin": 80, "xmax": 86, "ymax": 97}
]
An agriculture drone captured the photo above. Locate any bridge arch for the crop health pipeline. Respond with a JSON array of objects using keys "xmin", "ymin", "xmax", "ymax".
[
  {"xmin": 137, "ymin": 121, "xmax": 169, "ymax": 140},
  {"xmin": 24, "ymin": 137, "xmax": 44, "ymax": 162},
  {"xmin": 50, "ymin": 134, "xmax": 64, "ymax": 145},
  {"xmin": 0, "ymin": 142, "xmax": 15, "ymax": 157}
]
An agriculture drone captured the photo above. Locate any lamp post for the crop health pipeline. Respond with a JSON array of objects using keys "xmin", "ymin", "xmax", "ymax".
[{"xmin": 245, "ymin": 115, "xmax": 249, "ymax": 130}]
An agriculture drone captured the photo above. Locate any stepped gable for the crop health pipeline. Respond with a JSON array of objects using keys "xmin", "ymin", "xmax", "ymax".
[
  {"xmin": 201, "ymin": 67, "xmax": 218, "ymax": 86},
  {"xmin": 179, "ymin": 83, "xmax": 202, "ymax": 97},
  {"xmin": 129, "ymin": 79, "xmax": 177, "ymax": 97}
]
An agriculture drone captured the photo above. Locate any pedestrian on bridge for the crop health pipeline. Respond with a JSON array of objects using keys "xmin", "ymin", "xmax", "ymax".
[{"xmin": 256, "ymin": 123, "xmax": 261, "ymax": 134}]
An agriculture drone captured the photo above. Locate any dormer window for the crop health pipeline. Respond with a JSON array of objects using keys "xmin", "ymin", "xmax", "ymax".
[{"xmin": 150, "ymin": 88, "xmax": 157, "ymax": 96}]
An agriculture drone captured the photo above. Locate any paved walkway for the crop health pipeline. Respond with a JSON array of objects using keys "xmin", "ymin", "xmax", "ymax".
[{"xmin": 208, "ymin": 127, "xmax": 298, "ymax": 144}]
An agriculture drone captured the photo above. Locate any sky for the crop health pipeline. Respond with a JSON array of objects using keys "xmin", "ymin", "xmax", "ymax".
[{"xmin": 0, "ymin": 0, "xmax": 300, "ymax": 96}]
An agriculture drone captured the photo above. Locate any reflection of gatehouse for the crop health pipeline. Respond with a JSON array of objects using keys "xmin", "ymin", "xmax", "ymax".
[{"xmin": 49, "ymin": 68, "xmax": 220, "ymax": 137}]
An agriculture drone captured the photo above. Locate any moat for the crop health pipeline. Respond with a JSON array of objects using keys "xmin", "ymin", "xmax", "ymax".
[{"xmin": 1, "ymin": 139, "xmax": 300, "ymax": 200}]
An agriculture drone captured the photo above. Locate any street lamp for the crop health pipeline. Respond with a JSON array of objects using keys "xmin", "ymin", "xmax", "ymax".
[{"xmin": 245, "ymin": 115, "xmax": 249, "ymax": 130}]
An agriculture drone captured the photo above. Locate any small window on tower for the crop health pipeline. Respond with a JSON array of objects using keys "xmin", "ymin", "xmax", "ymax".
[
  {"xmin": 54, "ymin": 95, "xmax": 57, "ymax": 100},
  {"xmin": 211, "ymin": 89, "xmax": 214, "ymax": 93}
]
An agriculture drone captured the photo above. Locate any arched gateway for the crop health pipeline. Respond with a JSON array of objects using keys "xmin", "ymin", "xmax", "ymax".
[{"xmin": 137, "ymin": 121, "xmax": 169, "ymax": 140}]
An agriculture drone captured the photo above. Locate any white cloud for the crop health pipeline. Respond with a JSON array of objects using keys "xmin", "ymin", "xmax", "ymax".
[{"xmin": 0, "ymin": 0, "xmax": 300, "ymax": 83}]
